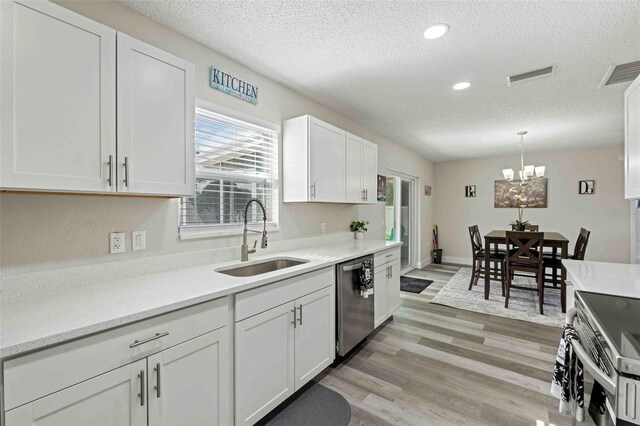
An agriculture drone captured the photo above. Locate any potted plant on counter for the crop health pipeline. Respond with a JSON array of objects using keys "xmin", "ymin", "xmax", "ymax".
[
  {"xmin": 350, "ymin": 220, "xmax": 369, "ymax": 240},
  {"xmin": 510, "ymin": 206, "xmax": 529, "ymax": 231}
]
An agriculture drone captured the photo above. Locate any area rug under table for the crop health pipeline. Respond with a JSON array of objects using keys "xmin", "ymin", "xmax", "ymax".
[{"xmin": 431, "ymin": 267, "xmax": 564, "ymax": 327}]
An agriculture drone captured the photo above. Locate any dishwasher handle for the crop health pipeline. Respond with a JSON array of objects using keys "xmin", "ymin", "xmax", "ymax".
[
  {"xmin": 342, "ymin": 263, "xmax": 363, "ymax": 272},
  {"xmin": 565, "ymin": 308, "xmax": 617, "ymax": 395}
]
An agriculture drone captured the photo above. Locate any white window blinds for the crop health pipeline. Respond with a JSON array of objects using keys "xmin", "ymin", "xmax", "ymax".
[{"xmin": 180, "ymin": 108, "xmax": 279, "ymax": 230}]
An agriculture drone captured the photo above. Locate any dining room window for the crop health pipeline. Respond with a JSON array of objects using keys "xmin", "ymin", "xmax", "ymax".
[{"xmin": 179, "ymin": 107, "xmax": 279, "ymax": 238}]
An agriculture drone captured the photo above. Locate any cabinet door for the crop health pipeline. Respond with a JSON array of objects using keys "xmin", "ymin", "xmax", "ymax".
[
  {"xmin": 387, "ymin": 261, "xmax": 401, "ymax": 316},
  {"xmin": 362, "ymin": 140, "xmax": 378, "ymax": 203},
  {"xmin": 294, "ymin": 286, "xmax": 335, "ymax": 390},
  {"xmin": 625, "ymin": 75, "xmax": 640, "ymax": 199},
  {"xmin": 148, "ymin": 328, "xmax": 230, "ymax": 426},
  {"xmin": 117, "ymin": 33, "xmax": 195, "ymax": 196},
  {"xmin": 345, "ymin": 133, "xmax": 364, "ymax": 202},
  {"xmin": 5, "ymin": 359, "xmax": 146, "ymax": 426},
  {"xmin": 374, "ymin": 265, "xmax": 388, "ymax": 328},
  {"xmin": 235, "ymin": 302, "xmax": 295, "ymax": 426},
  {"xmin": 0, "ymin": 0, "xmax": 116, "ymax": 192},
  {"xmin": 308, "ymin": 117, "xmax": 345, "ymax": 202}
]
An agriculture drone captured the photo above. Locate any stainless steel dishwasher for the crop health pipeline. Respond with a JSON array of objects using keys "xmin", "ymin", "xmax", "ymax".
[{"xmin": 336, "ymin": 254, "xmax": 374, "ymax": 357}]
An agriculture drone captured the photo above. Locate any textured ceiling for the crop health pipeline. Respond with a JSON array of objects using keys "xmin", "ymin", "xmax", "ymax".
[{"xmin": 118, "ymin": 0, "xmax": 640, "ymax": 161}]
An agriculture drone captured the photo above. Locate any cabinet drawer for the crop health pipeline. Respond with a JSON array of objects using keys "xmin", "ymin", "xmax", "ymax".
[
  {"xmin": 4, "ymin": 297, "xmax": 229, "ymax": 411},
  {"xmin": 375, "ymin": 247, "xmax": 400, "ymax": 267},
  {"xmin": 235, "ymin": 267, "xmax": 334, "ymax": 322}
]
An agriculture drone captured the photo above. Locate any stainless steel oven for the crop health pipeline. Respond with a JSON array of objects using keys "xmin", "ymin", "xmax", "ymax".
[{"xmin": 569, "ymin": 291, "xmax": 640, "ymax": 425}]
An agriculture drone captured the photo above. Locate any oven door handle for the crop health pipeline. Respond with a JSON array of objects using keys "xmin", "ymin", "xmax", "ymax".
[{"xmin": 566, "ymin": 308, "xmax": 617, "ymax": 395}]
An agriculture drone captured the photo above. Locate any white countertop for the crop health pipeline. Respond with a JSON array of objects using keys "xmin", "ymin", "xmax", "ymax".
[
  {"xmin": 0, "ymin": 239, "xmax": 400, "ymax": 359},
  {"xmin": 564, "ymin": 259, "xmax": 640, "ymax": 298}
]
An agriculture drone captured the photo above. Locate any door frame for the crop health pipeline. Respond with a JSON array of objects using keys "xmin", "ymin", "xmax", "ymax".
[{"xmin": 386, "ymin": 168, "xmax": 419, "ymax": 274}]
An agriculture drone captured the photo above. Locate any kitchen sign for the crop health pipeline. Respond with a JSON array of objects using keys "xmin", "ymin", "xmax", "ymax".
[{"xmin": 209, "ymin": 66, "xmax": 258, "ymax": 104}]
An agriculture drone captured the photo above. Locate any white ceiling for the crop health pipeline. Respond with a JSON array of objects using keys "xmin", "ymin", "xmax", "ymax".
[{"xmin": 119, "ymin": 0, "xmax": 640, "ymax": 162}]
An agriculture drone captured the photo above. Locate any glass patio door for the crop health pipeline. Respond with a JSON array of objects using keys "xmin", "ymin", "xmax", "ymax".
[{"xmin": 385, "ymin": 175, "xmax": 415, "ymax": 272}]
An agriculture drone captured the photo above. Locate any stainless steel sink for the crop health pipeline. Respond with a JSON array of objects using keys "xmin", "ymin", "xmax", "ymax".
[{"xmin": 216, "ymin": 258, "xmax": 309, "ymax": 277}]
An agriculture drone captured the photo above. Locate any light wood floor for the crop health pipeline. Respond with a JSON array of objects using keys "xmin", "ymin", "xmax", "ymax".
[{"xmin": 318, "ymin": 263, "xmax": 572, "ymax": 426}]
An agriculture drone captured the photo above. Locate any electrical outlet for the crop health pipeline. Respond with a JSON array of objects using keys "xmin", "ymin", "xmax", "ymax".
[
  {"xmin": 132, "ymin": 231, "xmax": 146, "ymax": 251},
  {"xmin": 321, "ymin": 223, "xmax": 326, "ymax": 234},
  {"xmin": 110, "ymin": 232, "xmax": 126, "ymax": 254}
]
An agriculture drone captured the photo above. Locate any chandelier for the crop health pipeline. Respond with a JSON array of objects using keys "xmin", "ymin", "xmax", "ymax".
[{"xmin": 502, "ymin": 131, "xmax": 545, "ymax": 184}]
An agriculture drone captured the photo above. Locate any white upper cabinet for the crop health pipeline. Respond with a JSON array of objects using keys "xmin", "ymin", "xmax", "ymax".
[
  {"xmin": 362, "ymin": 140, "xmax": 378, "ymax": 203},
  {"xmin": 283, "ymin": 115, "xmax": 377, "ymax": 204},
  {"xmin": 345, "ymin": 133, "xmax": 377, "ymax": 203},
  {"xmin": 625, "ymin": 74, "xmax": 640, "ymax": 199},
  {"xmin": 345, "ymin": 133, "xmax": 364, "ymax": 202},
  {"xmin": 117, "ymin": 33, "xmax": 195, "ymax": 197},
  {"xmin": 0, "ymin": 0, "xmax": 195, "ymax": 197},
  {"xmin": 0, "ymin": 0, "xmax": 116, "ymax": 193}
]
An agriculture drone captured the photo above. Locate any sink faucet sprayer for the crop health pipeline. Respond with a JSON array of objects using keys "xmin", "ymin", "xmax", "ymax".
[{"xmin": 241, "ymin": 198, "xmax": 268, "ymax": 261}]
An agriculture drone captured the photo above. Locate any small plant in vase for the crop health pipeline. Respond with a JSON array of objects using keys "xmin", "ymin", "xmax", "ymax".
[
  {"xmin": 350, "ymin": 220, "xmax": 369, "ymax": 240},
  {"xmin": 510, "ymin": 206, "xmax": 529, "ymax": 231}
]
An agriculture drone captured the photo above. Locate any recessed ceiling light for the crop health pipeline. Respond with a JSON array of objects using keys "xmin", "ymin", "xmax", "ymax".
[
  {"xmin": 423, "ymin": 24, "xmax": 449, "ymax": 40},
  {"xmin": 453, "ymin": 82, "xmax": 471, "ymax": 90}
]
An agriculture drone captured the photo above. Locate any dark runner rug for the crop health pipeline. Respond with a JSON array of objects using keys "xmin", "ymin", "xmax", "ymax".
[{"xmin": 400, "ymin": 276, "xmax": 434, "ymax": 293}]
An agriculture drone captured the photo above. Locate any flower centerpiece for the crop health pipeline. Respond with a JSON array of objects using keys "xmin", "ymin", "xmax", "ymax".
[
  {"xmin": 350, "ymin": 220, "xmax": 369, "ymax": 240},
  {"xmin": 510, "ymin": 206, "xmax": 529, "ymax": 231}
]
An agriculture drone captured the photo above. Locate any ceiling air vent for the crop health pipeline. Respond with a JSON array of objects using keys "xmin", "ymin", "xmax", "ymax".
[
  {"xmin": 506, "ymin": 65, "xmax": 555, "ymax": 87},
  {"xmin": 599, "ymin": 60, "xmax": 640, "ymax": 88}
]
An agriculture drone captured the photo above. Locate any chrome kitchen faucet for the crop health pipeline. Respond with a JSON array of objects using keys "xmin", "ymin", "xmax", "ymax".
[{"xmin": 241, "ymin": 198, "xmax": 268, "ymax": 261}]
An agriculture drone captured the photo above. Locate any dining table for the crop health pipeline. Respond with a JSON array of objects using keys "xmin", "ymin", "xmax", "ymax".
[{"xmin": 483, "ymin": 230, "xmax": 570, "ymax": 300}]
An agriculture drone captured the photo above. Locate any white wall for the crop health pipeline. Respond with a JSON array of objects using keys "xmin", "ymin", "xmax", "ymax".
[
  {"xmin": 434, "ymin": 145, "xmax": 629, "ymax": 264},
  {"xmin": 0, "ymin": 0, "xmax": 434, "ymax": 275}
]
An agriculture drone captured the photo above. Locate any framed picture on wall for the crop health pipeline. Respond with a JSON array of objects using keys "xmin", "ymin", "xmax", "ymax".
[
  {"xmin": 465, "ymin": 185, "xmax": 476, "ymax": 197},
  {"xmin": 377, "ymin": 175, "xmax": 387, "ymax": 201},
  {"xmin": 579, "ymin": 180, "xmax": 595, "ymax": 194},
  {"xmin": 494, "ymin": 178, "xmax": 548, "ymax": 208}
]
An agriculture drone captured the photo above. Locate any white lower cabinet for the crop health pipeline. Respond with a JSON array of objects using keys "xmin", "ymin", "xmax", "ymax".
[
  {"xmin": 234, "ymin": 280, "xmax": 335, "ymax": 426},
  {"xmin": 235, "ymin": 302, "xmax": 296, "ymax": 426},
  {"xmin": 294, "ymin": 287, "xmax": 335, "ymax": 390},
  {"xmin": 148, "ymin": 329, "xmax": 230, "ymax": 426},
  {"xmin": 4, "ymin": 299, "xmax": 230, "ymax": 426},
  {"xmin": 374, "ymin": 249, "xmax": 401, "ymax": 328},
  {"xmin": 5, "ymin": 359, "xmax": 147, "ymax": 426}
]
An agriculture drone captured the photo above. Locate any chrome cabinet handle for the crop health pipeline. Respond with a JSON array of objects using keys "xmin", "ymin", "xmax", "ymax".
[
  {"xmin": 291, "ymin": 308, "xmax": 297, "ymax": 328},
  {"xmin": 385, "ymin": 253, "xmax": 393, "ymax": 258},
  {"xmin": 310, "ymin": 182, "xmax": 316, "ymax": 199},
  {"xmin": 389, "ymin": 266, "xmax": 392, "ymax": 278},
  {"xmin": 297, "ymin": 305, "xmax": 303, "ymax": 325},
  {"xmin": 107, "ymin": 155, "xmax": 113, "ymax": 186},
  {"xmin": 154, "ymin": 363, "xmax": 161, "ymax": 398},
  {"xmin": 138, "ymin": 369, "xmax": 145, "ymax": 406},
  {"xmin": 129, "ymin": 332, "xmax": 169, "ymax": 348},
  {"xmin": 123, "ymin": 157, "xmax": 130, "ymax": 187},
  {"xmin": 364, "ymin": 189, "xmax": 368, "ymax": 201},
  {"xmin": 361, "ymin": 189, "xmax": 366, "ymax": 201}
]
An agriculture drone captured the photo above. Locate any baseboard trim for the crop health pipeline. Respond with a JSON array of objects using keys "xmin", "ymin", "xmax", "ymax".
[
  {"xmin": 417, "ymin": 257, "xmax": 432, "ymax": 269},
  {"xmin": 442, "ymin": 256, "xmax": 472, "ymax": 266}
]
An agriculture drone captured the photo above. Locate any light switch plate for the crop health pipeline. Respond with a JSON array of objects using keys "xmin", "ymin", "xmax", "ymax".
[
  {"xmin": 132, "ymin": 231, "xmax": 146, "ymax": 251},
  {"xmin": 110, "ymin": 232, "xmax": 126, "ymax": 254}
]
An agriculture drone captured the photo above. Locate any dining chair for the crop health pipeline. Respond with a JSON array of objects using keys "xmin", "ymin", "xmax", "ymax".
[
  {"xmin": 543, "ymin": 228, "xmax": 590, "ymax": 312},
  {"xmin": 505, "ymin": 231, "xmax": 545, "ymax": 314},
  {"xmin": 468, "ymin": 225, "xmax": 506, "ymax": 294},
  {"xmin": 510, "ymin": 224, "xmax": 539, "ymax": 231}
]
